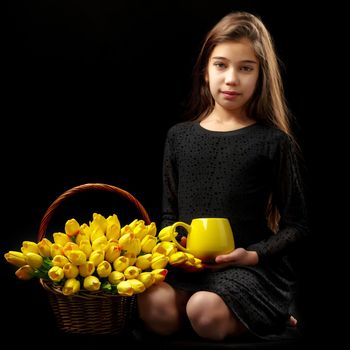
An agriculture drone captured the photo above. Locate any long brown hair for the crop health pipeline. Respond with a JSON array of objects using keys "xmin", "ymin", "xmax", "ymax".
[{"xmin": 185, "ymin": 11, "xmax": 297, "ymax": 232}]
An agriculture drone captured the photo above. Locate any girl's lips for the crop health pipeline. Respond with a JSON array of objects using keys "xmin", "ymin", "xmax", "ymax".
[
  {"xmin": 221, "ymin": 90, "xmax": 240, "ymax": 95},
  {"xmin": 221, "ymin": 91, "xmax": 241, "ymax": 99}
]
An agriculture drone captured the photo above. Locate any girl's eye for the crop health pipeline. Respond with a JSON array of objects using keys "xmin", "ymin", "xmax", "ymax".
[
  {"xmin": 213, "ymin": 62, "xmax": 226, "ymax": 69},
  {"xmin": 240, "ymin": 66, "xmax": 253, "ymax": 72}
]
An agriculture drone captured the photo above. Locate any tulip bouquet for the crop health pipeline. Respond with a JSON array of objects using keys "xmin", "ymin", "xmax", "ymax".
[{"xmin": 4, "ymin": 212, "xmax": 203, "ymax": 297}]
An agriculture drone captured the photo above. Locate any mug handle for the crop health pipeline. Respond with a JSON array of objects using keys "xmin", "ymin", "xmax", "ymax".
[{"xmin": 170, "ymin": 222, "xmax": 191, "ymax": 253}]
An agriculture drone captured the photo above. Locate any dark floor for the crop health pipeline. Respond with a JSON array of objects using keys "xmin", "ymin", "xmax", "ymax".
[
  {"xmin": 9, "ymin": 324, "xmax": 306, "ymax": 350},
  {"xmin": 0, "ymin": 269, "xmax": 331, "ymax": 349}
]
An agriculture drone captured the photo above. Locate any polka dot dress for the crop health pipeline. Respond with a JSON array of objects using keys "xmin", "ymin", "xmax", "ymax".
[{"xmin": 161, "ymin": 121, "xmax": 309, "ymax": 338}]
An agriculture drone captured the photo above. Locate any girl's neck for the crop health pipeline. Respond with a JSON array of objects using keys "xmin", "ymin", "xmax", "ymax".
[{"xmin": 200, "ymin": 109, "xmax": 255, "ymax": 132}]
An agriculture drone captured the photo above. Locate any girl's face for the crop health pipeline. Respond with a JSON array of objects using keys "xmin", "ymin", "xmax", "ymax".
[{"xmin": 206, "ymin": 39, "xmax": 259, "ymax": 116}]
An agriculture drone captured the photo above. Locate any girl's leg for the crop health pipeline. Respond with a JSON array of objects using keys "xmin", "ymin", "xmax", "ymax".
[
  {"xmin": 137, "ymin": 282, "xmax": 191, "ymax": 335},
  {"xmin": 186, "ymin": 291, "xmax": 247, "ymax": 341}
]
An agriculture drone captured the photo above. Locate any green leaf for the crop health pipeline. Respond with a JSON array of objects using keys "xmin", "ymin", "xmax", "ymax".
[{"xmin": 101, "ymin": 281, "xmax": 112, "ymax": 293}]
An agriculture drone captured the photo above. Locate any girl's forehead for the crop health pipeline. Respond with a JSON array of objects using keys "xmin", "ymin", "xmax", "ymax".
[{"xmin": 210, "ymin": 39, "xmax": 257, "ymax": 61}]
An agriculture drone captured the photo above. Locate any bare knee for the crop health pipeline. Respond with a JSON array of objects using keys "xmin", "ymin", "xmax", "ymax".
[
  {"xmin": 137, "ymin": 282, "xmax": 186, "ymax": 335},
  {"xmin": 186, "ymin": 291, "xmax": 246, "ymax": 341}
]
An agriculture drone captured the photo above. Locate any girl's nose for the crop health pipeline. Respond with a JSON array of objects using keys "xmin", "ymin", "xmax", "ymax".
[{"xmin": 225, "ymin": 69, "xmax": 239, "ymax": 85}]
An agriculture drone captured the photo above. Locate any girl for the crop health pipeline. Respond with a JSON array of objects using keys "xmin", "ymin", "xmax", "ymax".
[{"xmin": 137, "ymin": 11, "xmax": 309, "ymax": 341}]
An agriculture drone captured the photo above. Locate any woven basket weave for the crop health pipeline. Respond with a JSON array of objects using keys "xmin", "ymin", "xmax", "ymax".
[{"xmin": 37, "ymin": 183, "xmax": 151, "ymax": 335}]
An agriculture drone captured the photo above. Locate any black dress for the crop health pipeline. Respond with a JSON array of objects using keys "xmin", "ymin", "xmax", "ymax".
[{"xmin": 161, "ymin": 121, "xmax": 309, "ymax": 338}]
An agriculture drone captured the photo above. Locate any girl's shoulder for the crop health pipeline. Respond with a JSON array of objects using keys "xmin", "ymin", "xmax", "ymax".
[
  {"xmin": 166, "ymin": 121, "xmax": 195, "ymax": 138},
  {"xmin": 167, "ymin": 121, "xmax": 193, "ymax": 133},
  {"xmin": 255, "ymin": 123, "xmax": 292, "ymax": 144}
]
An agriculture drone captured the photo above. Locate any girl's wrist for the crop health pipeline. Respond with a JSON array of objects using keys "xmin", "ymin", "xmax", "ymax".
[{"xmin": 248, "ymin": 250, "xmax": 259, "ymax": 265}]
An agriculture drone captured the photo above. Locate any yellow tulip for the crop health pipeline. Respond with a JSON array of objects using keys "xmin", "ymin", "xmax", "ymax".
[
  {"xmin": 123, "ymin": 252, "xmax": 137, "ymax": 266},
  {"xmin": 79, "ymin": 239, "xmax": 92, "ymax": 258},
  {"xmin": 108, "ymin": 271, "xmax": 125, "ymax": 285},
  {"xmin": 152, "ymin": 241, "xmax": 176, "ymax": 256},
  {"xmin": 25, "ymin": 252, "xmax": 43, "ymax": 269},
  {"xmin": 52, "ymin": 254, "xmax": 69, "ymax": 267},
  {"xmin": 146, "ymin": 222, "xmax": 157, "ymax": 237},
  {"xmin": 77, "ymin": 223, "xmax": 92, "ymax": 243},
  {"xmin": 151, "ymin": 268, "xmax": 168, "ymax": 283},
  {"xmin": 117, "ymin": 280, "xmax": 133, "ymax": 296},
  {"xmin": 135, "ymin": 254, "xmax": 152, "ymax": 270},
  {"xmin": 50, "ymin": 243, "xmax": 64, "ymax": 257},
  {"xmin": 104, "ymin": 243, "xmax": 121, "ymax": 263},
  {"xmin": 66, "ymin": 250, "xmax": 87, "ymax": 265},
  {"xmin": 75, "ymin": 230, "xmax": 90, "ymax": 245},
  {"xmin": 21, "ymin": 241, "xmax": 40, "ymax": 255},
  {"xmin": 15, "ymin": 265, "xmax": 34, "ymax": 280},
  {"xmin": 133, "ymin": 221, "xmax": 147, "ymax": 241},
  {"xmin": 62, "ymin": 278, "xmax": 80, "ymax": 295},
  {"xmin": 140, "ymin": 235, "xmax": 157, "ymax": 253},
  {"xmin": 151, "ymin": 243, "xmax": 166, "ymax": 255},
  {"xmin": 79, "ymin": 261, "xmax": 95, "ymax": 277},
  {"xmin": 89, "ymin": 249, "xmax": 105, "ymax": 266},
  {"xmin": 151, "ymin": 254, "xmax": 169, "ymax": 270},
  {"xmin": 52, "ymin": 232, "xmax": 71, "ymax": 246},
  {"xmin": 113, "ymin": 256, "xmax": 129, "ymax": 272},
  {"xmin": 48, "ymin": 266, "xmax": 64, "ymax": 282},
  {"xmin": 108, "ymin": 238, "xmax": 119, "ymax": 245},
  {"xmin": 106, "ymin": 214, "xmax": 121, "ymax": 240},
  {"xmin": 194, "ymin": 262, "xmax": 204, "ymax": 271},
  {"xmin": 124, "ymin": 266, "xmax": 140, "ymax": 280},
  {"xmin": 169, "ymin": 251, "xmax": 188, "ymax": 265},
  {"xmin": 118, "ymin": 232, "xmax": 135, "ymax": 250},
  {"xmin": 107, "ymin": 213, "xmax": 121, "ymax": 226},
  {"xmin": 65, "ymin": 218, "xmax": 80, "ymax": 237},
  {"xmin": 158, "ymin": 225, "xmax": 177, "ymax": 242},
  {"xmin": 125, "ymin": 238, "xmax": 141, "ymax": 256},
  {"xmin": 63, "ymin": 263, "xmax": 79, "ymax": 278},
  {"xmin": 128, "ymin": 278, "xmax": 145, "ymax": 294},
  {"xmin": 90, "ymin": 227, "xmax": 104, "ymax": 242},
  {"xmin": 160, "ymin": 241, "xmax": 177, "ymax": 256},
  {"xmin": 138, "ymin": 272, "xmax": 155, "ymax": 288},
  {"xmin": 91, "ymin": 213, "xmax": 107, "ymax": 233},
  {"xmin": 83, "ymin": 275, "xmax": 101, "ymax": 291},
  {"xmin": 193, "ymin": 257, "xmax": 202, "ymax": 265},
  {"xmin": 182, "ymin": 261, "xmax": 204, "ymax": 272},
  {"xmin": 184, "ymin": 253, "xmax": 196, "ymax": 264},
  {"xmin": 37, "ymin": 238, "xmax": 52, "ymax": 257},
  {"xmin": 4, "ymin": 251, "xmax": 27, "ymax": 267},
  {"xmin": 62, "ymin": 242, "xmax": 80, "ymax": 256},
  {"xmin": 96, "ymin": 261, "xmax": 112, "ymax": 278},
  {"xmin": 128, "ymin": 219, "xmax": 141, "ymax": 230},
  {"xmin": 120, "ymin": 225, "xmax": 133, "ymax": 237},
  {"xmin": 91, "ymin": 235, "xmax": 108, "ymax": 251}
]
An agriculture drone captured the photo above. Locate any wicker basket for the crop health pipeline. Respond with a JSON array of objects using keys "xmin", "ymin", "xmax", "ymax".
[{"xmin": 37, "ymin": 183, "xmax": 151, "ymax": 335}]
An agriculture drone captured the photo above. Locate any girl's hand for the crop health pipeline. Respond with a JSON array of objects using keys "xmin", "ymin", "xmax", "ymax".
[
  {"xmin": 204, "ymin": 248, "xmax": 259, "ymax": 270},
  {"xmin": 216, "ymin": 248, "xmax": 259, "ymax": 266}
]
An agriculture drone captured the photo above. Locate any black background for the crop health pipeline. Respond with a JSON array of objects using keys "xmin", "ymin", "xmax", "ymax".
[{"xmin": 3, "ymin": 0, "xmax": 339, "ymax": 346}]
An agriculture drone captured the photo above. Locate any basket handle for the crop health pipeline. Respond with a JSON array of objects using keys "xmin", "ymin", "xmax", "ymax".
[{"xmin": 37, "ymin": 183, "xmax": 151, "ymax": 242}]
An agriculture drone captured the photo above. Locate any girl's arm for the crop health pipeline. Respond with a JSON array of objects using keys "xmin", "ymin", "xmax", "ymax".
[{"xmin": 247, "ymin": 134, "xmax": 310, "ymax": 261}]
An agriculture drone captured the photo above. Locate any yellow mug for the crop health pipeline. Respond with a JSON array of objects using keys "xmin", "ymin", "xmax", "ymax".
[{"xmin": 169, "ymin": 218, "xmax": 235, "ymax": 262}]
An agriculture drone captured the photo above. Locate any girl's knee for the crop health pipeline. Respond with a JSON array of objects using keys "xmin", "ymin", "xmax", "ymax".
[
  {"xmin": 138, "ymin": 282, "xmax": 175, "ymax": 318},
  {"xmin": 186, "ymin": 291, "xmax": 221, "ymax": 319},
  {"xmin": 186, "ymin": 291, "xmax": 246, "ymax": 340},
  {"xmin": 186, "ymin": 292, "xmax": 223, "ymax": 339},
  {"xmin": 137, "ymin": 282, "xmax": 183, "ymax": 335}
]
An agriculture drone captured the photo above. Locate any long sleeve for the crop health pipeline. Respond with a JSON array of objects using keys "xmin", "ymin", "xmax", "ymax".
[
  {"xmin": 161, "ymin": 128, "xmax": 179, "ymax": 228},
  {"xmin": 248, "ymin": 135, "xmax": 309, "ymax": 259}
]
